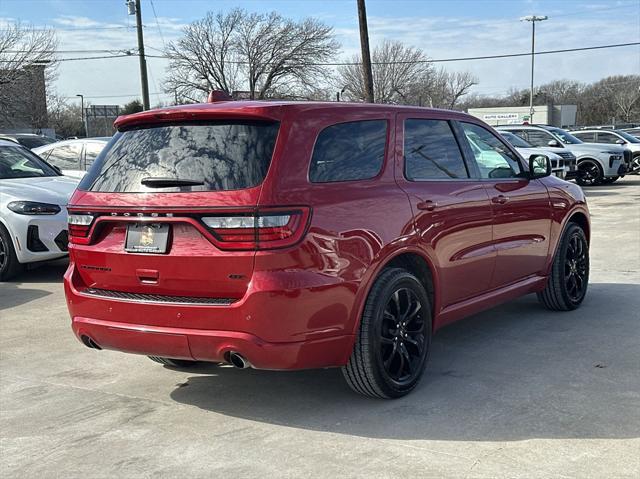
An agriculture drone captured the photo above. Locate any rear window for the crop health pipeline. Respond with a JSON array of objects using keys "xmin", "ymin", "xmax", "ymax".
[
  {"xmin": 309, "ymin": 120, "xmax": 387, "ymax": 183},
  {"xmin": 79, "ymin": 121, "xmax": 279, "ymax": 192}
]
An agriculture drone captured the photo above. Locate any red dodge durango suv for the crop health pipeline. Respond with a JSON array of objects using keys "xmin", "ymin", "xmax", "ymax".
[{"xmin": 64, "ymin": 100, "xmax": 590, "ymax": 398}]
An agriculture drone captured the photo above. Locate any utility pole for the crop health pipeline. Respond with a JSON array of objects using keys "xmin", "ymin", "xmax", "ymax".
[
  {"xmin": 128, "ymin": 0, "xmax": 150, "ymax": 110},
  {"xmin": 76, "ymin": 94, "xmax": 85, "ymax": 137},
  {"xmin": 357, "ymin": 0, "xmax": 374, "ymax": 103},
  {"xmin": 520, "ymin": 15, "xmax": 547, "ymax": 121}
]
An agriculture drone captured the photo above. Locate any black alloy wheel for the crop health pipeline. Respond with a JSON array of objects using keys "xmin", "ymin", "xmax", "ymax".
[
  {"xmin": 380, "ymin": 288, "xmax": 427, "ymax": 383},
  {"xmin": 538, "ymin": 223, "xmax": 589, "ymax": 311},
  {"xmin": 342, "ymin": 268, "xmax": 432, "ymax": 398},
  {"xmin": 0, "ymin": 235, "xmax": 6, "ymax": 271},
  {"xmin": 576, "ymin": 160, "xmax": 603, "ymax": 186},
  {"xmin": 564, "ymin": 232, "xmax": 589, "ymax": 303}
]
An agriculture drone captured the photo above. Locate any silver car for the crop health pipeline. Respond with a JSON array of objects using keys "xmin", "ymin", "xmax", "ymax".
[
  {"xmin": 570, "ymin": 129, "xmax": 639, "ymax": 174},
  {"xmin": 497, "ymin": 125, "xmax": 627, "ymax": 185},
  {"xmin": 498, "ymin": 131, "xmax": 576, "ymax": 180},
  {"xmin": 0, "ymin": 140, "xmax": 79, "ymax": 280},
  {"xmin": 32, "ymin": 137, "xmax": 110, "ymax": 179}
]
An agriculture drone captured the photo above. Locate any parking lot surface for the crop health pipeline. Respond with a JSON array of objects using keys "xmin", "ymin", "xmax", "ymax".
[{"xmin": 1, "ymin": 177, "xmax": 639, "ymax": 478}]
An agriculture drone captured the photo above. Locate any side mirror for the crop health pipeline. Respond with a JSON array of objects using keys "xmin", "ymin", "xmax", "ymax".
[
  {"xmin": 547, "ymin": 139, "xmax": 561, "ymax": 147},
  {"xmin": 615, "ymin": 138, "xmax": 625, "ymax": 145},
  {"xmin": 529, "ymin": 154, "xmax": 551, "ymax": 179}
]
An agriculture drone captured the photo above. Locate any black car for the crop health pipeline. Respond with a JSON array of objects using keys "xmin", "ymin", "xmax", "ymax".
[{"xmin": 0, "ymin": 134, "xmax": 57, "ymax": 150}]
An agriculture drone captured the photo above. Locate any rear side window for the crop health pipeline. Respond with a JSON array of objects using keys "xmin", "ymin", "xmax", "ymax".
[
  {"xmin": 46, "ymin": 144, "xmax": 82, "ymax": 170},
  {"xmin": 79, "ymin": 121, "xmax": 279, "ymax": 192},
  {"xmin": 573, "ymin": 131, "xmax": 596, "ymax": 142},
  {"xmin": 309, "ymin": 120, "xmax": 387, "ymax": 183},
  {"xmin": 523, "ymin": 130, "xmax": 553, "ymax": 148},
  {"xmin": 404, "ymin": 119, "xmax": 469, "ymax": 180}
]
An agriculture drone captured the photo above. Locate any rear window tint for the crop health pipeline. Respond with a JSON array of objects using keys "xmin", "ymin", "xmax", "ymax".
[
  {"xmin": 79, "ymin": 121, "xmax": 279, "ymax": 192},
  {"xmin": 309, "ymin": 120, "xmax": 387, "ymax": 183}
]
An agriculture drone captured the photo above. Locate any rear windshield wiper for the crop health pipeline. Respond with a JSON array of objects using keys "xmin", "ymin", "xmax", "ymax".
[{"xmin": 141, "ymin": 177, "xmax": 205, "ymax": 188}]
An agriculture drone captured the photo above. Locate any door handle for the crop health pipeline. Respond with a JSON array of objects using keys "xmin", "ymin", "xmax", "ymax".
[
  {"xmin": 417, "ymin": 200, "xmax": 437, "ymax": 211},
  {"xmin": 491, "ymin": 195, "xmax": 509, "ymax": 204}
]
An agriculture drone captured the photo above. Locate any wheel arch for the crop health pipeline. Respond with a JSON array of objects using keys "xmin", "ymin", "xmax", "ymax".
[
  {"xmin": 348, "ymin": 248, "xmax": 439, "ymax": 337},
  {"xmin": 567, "ymin": 210, "xmax": 590, "ymax": 244}
]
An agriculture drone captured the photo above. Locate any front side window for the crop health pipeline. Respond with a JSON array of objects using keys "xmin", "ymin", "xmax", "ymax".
[
  {"xmin": 404, "ymin": 119, "xmax": 469, "ymax": 180},
  {"xmin": 548, "ymin": 127, "xmax": 582, "ymax": 145},
  {"xmin": 46, "ymin": 144, "xmax": 83, "ymax": 170},
  {"xmin": 461, "ymin": 123, "xmax": 522, "ymax": 179},
  {"xmin": 524, "ymin": 130, "xmax": 555, "ymax": 148},
  {"xmin": 80, "ymin": 121, "xmax": 279, "ymax": 192},
  {"xmin": 309, "ymin": 120, "xmax": 387, "ymax": 183},
  {"xmin": 84, "ymin": 142, "xmax": 106, "ymax": 169}
]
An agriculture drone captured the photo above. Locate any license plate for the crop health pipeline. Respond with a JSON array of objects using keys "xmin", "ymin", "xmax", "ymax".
[{"xmin": 125, "ymin": 223, "xmax": 170, "ymax": 254}]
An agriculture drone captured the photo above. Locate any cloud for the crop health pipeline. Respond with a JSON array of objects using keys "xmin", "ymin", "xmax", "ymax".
[{"xmin": 44, "ymin": 9, "xmax": 640, "ymax": 104}]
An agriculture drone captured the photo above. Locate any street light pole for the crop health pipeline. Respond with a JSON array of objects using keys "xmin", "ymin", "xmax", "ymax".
[
  {"xmin": 520, "ymin": 15, "xmax": 547, "ymax": 121},
  {"xmin": 76, "ymin": 94, "xmax": 85, "ymax": 137},
  {"xmin": 127, "ymin": 0, "xmax": 150, "ymax": 110}
]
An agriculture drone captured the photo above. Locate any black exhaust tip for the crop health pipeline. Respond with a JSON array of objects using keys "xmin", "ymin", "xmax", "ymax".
[{"xmin": 80, "ymin": 335, "xmax": 102, "ymax": 350}]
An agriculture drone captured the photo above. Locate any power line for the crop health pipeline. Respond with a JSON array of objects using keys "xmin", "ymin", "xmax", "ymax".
[
  {"xmin": 148, "ymin": 0, "xmax": 167, "ymax": 48},
  {"xmin": 3, "ymin": 41, "xmax": 638, "ymax": 65},
  {"xmin": 147, "ymin": 41, "xmax": 640, "ymax": 65}
]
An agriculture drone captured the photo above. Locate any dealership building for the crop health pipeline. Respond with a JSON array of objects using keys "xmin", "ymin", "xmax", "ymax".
[{"xmin": 467, "ymin": 104, "xmax": 577, "ymax": 128}]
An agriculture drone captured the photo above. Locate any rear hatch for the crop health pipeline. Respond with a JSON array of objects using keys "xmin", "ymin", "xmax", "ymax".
[{"xmin": 68, "ymin": 119, "xmax": 281, "ymax": 301}]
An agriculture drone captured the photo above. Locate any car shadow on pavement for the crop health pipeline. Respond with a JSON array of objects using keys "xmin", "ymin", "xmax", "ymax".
[
  {"xmin": 170, "ymin": 282, "xmax": 640, "ymax": 441},
  {"xmin": 0, "ymin": 259, "xmax": 67, "ymax": 310}
]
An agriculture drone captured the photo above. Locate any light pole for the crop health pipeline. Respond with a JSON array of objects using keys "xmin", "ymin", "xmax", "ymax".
[
  {"xmin": 520, "ymin": 15, "xmax": 547, "ymax": 121},
  {"xmin": 76, "ymin": 94, "xmax": 85, "ymax": 137}
]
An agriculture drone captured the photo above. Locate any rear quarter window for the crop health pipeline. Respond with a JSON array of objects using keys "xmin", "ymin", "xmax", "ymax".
[
  {"xmin": 79, "ymin": 121, "xmax": 279, "ymax": 193},
  {"xmin": 309, "ymin": 120, "xmax": 387, "ymax": 183}
]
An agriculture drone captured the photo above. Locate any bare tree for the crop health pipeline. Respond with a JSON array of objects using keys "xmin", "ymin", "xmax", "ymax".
[
  {"xmin": 47, "ymin": 93, "xmax": 83, "ymax": 138},
  {"xmin": 165, "ymin": 9, "xmax": 339, "ymax": 101},
  {"xmin": 407, "ymin": 67, "xmax": 476, "ymax": 109},
  {"xmin": 337, "ymin": 40, "xmax": 431, "ymax": 103},
  {"xmin": 0, "ymin": 22, "xmax": 57, "ymax": 128},
  {"xmin": 165, "ymin": 10, "xmax": 243, "ymax": 102}
]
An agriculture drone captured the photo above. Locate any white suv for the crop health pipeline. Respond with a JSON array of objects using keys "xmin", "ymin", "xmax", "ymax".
[
  {"xmin": 497, "ymin": 125, "xmax": 627, "ymax": 185},
  {"xmin": 569, "ymin": 129, "xmax": 639, "ymax": 175}
]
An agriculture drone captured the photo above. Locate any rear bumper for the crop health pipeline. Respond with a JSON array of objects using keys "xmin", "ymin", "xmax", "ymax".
[
  {"xmin": 64, "ymin": 262, "xmax": 357, "ymax": 370},
  {"xmin": 71, "ymin": 317, "xmax": 354, "ymax": 370}
]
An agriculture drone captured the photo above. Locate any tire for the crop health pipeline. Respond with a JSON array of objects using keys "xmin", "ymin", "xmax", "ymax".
[
  {"xmin": 148, "ymin": 356, "xmax": 200, "ymax": 368},
  {"xmin": 0, "ymin": 224, "xmax": 23, "ymax": 281},
  {"xmin": 601, "ymin": 176, "xmax": 619, "ymax": 184},
  {"xmin": 537, "ymin": 223, "xmax": 589, "ymax": 311},
  {"xmin": 631, "ymin": 154, "xmax": 640, "ymax": 175},
  {"xmin": 342, "ymin": 268, "xmax": 432, "ymax": 399},
  {"xmin": 576, "ymin": 159, "xmax": 603, "ymax": 186}
]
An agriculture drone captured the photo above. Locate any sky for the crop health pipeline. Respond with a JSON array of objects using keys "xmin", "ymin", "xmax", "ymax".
[{"xmin": 1, "ymin": 0, "xmax": 639, "ymax": 107}]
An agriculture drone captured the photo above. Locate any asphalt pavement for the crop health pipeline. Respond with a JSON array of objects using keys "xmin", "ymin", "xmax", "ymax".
[{"xmin": 1, "ymin": 177, "xmax": 639, "ymax": 478}]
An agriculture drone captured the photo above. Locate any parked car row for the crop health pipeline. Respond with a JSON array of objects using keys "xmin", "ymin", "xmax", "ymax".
[
  {"xmin": 496, "ymin": 124, "xmax": 631, "ymax": 186},
  {"xmin": 569, "ymin": 128, "xmax": 640, "ymax": 175}
]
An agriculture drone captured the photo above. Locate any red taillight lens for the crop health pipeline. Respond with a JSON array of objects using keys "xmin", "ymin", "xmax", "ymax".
[
  {"xmin": 201, "ymin": 208, "xmax": 310, "ymax": 250},
  {"xmin": 68, "ymin": 213, "xmax": 94, "ymax": 244}
]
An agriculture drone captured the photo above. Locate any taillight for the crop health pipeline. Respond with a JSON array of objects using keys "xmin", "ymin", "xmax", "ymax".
[
  {"xmin": 68, "ymin": 213, "xmax": 94, "ymax": 244},
  {"xmin": 201, "ymin": 208, "xmax": 310, "ymax": 250}
]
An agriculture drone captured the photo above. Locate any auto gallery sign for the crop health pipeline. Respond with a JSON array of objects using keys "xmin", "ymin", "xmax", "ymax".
[{"xmin": 482, "ymin": 113, "xmax": 520, "ymax": 122}]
